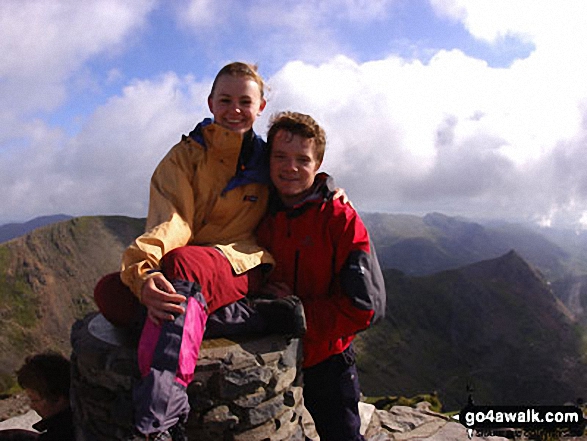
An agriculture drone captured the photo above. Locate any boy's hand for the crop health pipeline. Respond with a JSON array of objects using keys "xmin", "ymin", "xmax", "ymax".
[{"xmin": 141, "ymin": 273, "xmax": 187, "ymax": 325}]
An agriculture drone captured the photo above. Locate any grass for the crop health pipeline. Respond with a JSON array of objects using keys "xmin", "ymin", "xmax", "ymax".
[
  {"xmin": 363, "ymin": 393, "xmax": 443, "ymax": 413},
  {"xmin": 0, "ymin": 247, "xmax": 37, "ymax": 328},
  {"xmin": 0, "ymin": 372, "xmax": 19, "ymax": 396}
]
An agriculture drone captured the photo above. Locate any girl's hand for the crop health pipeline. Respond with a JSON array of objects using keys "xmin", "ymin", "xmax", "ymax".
[{"xmin": 141, "ymin": 273, "xmax": 186, "ymax": 325}]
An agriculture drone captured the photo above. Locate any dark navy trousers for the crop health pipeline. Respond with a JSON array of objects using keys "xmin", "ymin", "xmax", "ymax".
[{"xmin": 302, "ymin": 345, "xmax": 365, "ymax": 441}]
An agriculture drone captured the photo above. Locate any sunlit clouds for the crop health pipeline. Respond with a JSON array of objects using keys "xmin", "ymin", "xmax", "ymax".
[{"xmin": 1, "ymin": 0, "xmax": 587, "ymax": 228}]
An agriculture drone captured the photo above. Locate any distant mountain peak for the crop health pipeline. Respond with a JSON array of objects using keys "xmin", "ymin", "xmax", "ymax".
[
  {"xmin": 458, "ymin": 249, "xmax": 553, "ymax": 301},
  {"xmin": 499, "ymin": 249, "xmax": 538, "ymax": 271},
  {"xmin": 358, "ymin": 247, "xmax": 586, "ymax": 409},
  {"xmin": 0, "ymin": 214, "xmax": 73, "ymax": 243}
]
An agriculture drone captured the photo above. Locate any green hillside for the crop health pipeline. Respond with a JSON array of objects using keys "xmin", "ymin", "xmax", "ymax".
[
  {"xmin": 362, "ymin": 212, "xmax": 575, "ymax": 280},
  {"xmin": 0, "ymin": 216, "xmax": 144, "ymax": 392},
  {"xmin": 1, "ymin": 213, "xmax": 586, "ymax": 414},
  {"xmin": 355, "ymin": 251, "xmax": 587, "ymax": 411}
]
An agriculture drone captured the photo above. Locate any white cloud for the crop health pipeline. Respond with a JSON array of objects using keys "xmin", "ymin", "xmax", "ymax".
[
  {"xmin": 0, "ymin": 0, "xmax": 158, "ymax": 222},
  {"xmin": 430, "ymin": 0, "xmax": 587, "ymax": 55},
  {"xmin": 176, "ymin": 0, "xmax": 398, "ymax": 68},
  {"xmin": 0, "ymin": 73, "xmax": 211, "ymax": 221},
  {"xmin": 174, "ymin": 0, "xmax": 234, "ymax": 34},
  {"xmin": 106, "ymin": 68, "xmax": 124, "ymax": 85},
  {"xmin": 262, "ymin": 12, "xmax": 587, "ymax": 224},
  {"xmin": 334, "ymin": 0, "xmax": 395, "ymax": 22},
  {"xmin": 0, "ymin": 0, "xmax": 156, "ymax": 116},
  {"xmin": 3, "ymin": 0, "xmax": 587, "ymax": 230}
]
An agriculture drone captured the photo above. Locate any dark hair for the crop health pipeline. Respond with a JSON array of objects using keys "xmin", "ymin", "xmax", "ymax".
[
  {"xmin": 209, "ymin": 61, "xmax": 266, "ymax": 98},
  {"xmin": 16, "ymin": 351, "xmax": 70, "ymax": 402},
  {"xmin": 267, "ymin": 111, "xmax": 326, "ymax": 164}
]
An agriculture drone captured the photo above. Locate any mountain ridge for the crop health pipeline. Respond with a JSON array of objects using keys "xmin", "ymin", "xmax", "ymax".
[
  {"xmin": 362, "ymin": 211, "xmax": 575, "ymax": 279},
  {"xmin": 355, "ymin": 249, "xmax": 587, "ymax": 410},
  {"xmin": 1, "ymin": 214, "xmax": 586, "ymax": 413},
  {"xmin": 0, "ymin": 214, "xmax": 73, "ymax": 244},
  {"xmin": 0, "ymin": 215, "xmax": 145, "ymax": 391}
]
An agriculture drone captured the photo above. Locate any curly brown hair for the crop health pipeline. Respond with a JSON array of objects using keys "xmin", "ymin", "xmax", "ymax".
[{"xmin": 267, "ymin": 111, "xmax": 326, "ymax": 164}]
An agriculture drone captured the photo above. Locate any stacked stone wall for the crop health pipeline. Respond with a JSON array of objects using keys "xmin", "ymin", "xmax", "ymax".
[{"xmin": 70, "ymin": 313, "xmax": 313, "ymax": 440}]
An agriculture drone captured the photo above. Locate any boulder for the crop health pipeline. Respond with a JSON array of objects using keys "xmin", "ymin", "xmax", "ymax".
[
  {"xmin": 0, "ymin": 410, "xmax": 40, "ymax": 432},
  {"xmin": 364, "ymin": 402, "xmax": 511, "ymax": 440}
]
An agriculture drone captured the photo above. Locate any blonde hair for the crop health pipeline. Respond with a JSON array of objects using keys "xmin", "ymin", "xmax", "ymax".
[{"xmin": 210, "ymin": 62, "xmax": 266, "ymax": 98}]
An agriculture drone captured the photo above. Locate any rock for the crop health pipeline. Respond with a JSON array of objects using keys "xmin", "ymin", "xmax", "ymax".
[
  {"xmin": 0, "ymin": 410, "xmax": 40, "ymax": 431},
  {"xmin": 0, "ymin": 393, "xmax": 33, "ymax": 423},
  {"xmin": 70, "ymin": 313, "xmax": 310, "ymax": 440},
  {"xmin": 359, "ymin": 401, "xmax": 376, "ymax": 435},
  {"xmin": 364, "ymin": 405, "xmax": 510, "ymax": 441}
]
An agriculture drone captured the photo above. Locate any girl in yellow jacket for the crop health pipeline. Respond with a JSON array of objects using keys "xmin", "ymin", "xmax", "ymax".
[{"xmin": 94, "ymin": 62, "xmax": 273, "ymax": 440}]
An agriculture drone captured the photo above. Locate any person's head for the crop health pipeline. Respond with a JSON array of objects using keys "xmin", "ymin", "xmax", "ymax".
[
  {"xmin": 208, "ymin": 62, "xmax": 267, "ymax": 135},
  {"xmin": 17, "ymin": 351, "xmax": 71, "ymax": 419},
  {"xmin": 266, "ymin": 111, "xmax": 326, "ymax": 206}
]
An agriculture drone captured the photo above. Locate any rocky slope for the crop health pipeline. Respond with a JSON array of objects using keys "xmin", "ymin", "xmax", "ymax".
[
  {"xmin": 355, "ymin": 250, "xmax": 587, "ymax": 411},
  {"xmin": 0, "ymin": 216, "xmax": 144, "ymax": 392},
  {"xmin": 1, "ymin": 215, "xmax": 586, "ymax": 419},
  {"xmin": 362, "ymin": 212, "xmax": 579, "ymax": 279},
  {"xmin": 552, "ymin": 274, "xmax": 587, "ymax": 325}
]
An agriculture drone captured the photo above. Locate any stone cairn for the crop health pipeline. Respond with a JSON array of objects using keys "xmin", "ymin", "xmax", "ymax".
[{"xmin": 70, "ymin": 313, "xmax": 315, "ymax": 440}]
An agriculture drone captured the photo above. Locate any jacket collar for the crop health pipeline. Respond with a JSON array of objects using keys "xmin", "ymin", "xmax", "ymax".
[
  {"xmin": 188, "ymin": 118, "xmax": 270, "ymax": 191},
  {"xmin": 188, "ymin": 117, "xmax": 214, "ymax": 146},
  {"xmin": 32, "ymin": 407, "xmax": 73, "ymax": 433},
  {"xmin": 268, "ymin": 172, "xmax": 335, "ymax": 217},
  {"xmin": 222, "ymin": 128, "xmax": 271, "ymax": 193}
]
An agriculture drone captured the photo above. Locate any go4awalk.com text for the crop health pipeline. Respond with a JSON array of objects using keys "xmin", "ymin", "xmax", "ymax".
[{"xmin": 454, "ymin": 404, "xmax": 586, "ymax": 438}]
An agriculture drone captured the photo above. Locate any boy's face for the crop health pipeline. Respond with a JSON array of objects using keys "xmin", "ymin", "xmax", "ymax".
[
  {"xmin": 270, "ymin": 129, "xmax": 321, "ymax": 207},
  {"xmin": 208, "ymin": 74, "xmax": 266, "ymax": 135},
  {"xmin": 26, "ymin": 388, "xmax": 52, "ymax": 418}
]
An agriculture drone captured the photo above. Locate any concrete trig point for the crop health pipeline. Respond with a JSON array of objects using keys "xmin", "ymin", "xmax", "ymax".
[{"xmin": 70, "ymin": 313, "xmax": 315, "ymax": 440}]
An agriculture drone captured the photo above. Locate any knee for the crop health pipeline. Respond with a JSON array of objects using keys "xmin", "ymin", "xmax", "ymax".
[
  {"xmin": 94, "ymin": 272, "xmax": 139, "ymax": 327},
  {"xmin": 160, "ymin": 247, "xmax": 190, "ymax": 276},
  {"xmin": 160, "ymin": 246, "xmax": 209, "ymax": 282},
  {"xmin": 94, "ymin": 272, "xmax": 123, "ymax": 304}
]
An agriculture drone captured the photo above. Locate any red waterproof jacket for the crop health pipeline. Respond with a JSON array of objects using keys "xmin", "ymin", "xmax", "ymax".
[{"xmin": 256, "ymin": 173, "xmax": 386, "ymax": 368}]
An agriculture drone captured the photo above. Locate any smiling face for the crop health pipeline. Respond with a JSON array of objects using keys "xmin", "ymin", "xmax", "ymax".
[
  {"xmin": 270, "ymin": 129, "xmax": 321, "ymax": 207},
  {"xmin": 207, "ymin": 74, "xmax": 266, "ymax": 135}
]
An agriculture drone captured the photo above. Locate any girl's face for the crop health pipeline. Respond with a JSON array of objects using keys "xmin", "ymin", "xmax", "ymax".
[{"xmin": 208, "ymin": 75, "xmax": 266, "ymax": 135}]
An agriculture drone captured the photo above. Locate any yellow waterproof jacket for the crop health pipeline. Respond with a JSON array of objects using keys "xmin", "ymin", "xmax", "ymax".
[{"xmin": 121, "ymin": 119, "xmax": 274, "ymax": 298}]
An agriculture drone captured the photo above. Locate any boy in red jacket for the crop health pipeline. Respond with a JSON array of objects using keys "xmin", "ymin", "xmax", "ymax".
[{"xmin": 256, "ymin": 112, "xmax": 386, "ymax": 440}]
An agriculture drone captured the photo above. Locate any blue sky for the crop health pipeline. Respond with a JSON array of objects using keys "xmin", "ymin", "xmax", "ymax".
[{"xmin": 2, "ymin": 0, "xmax": 587, "ymax": 228}]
